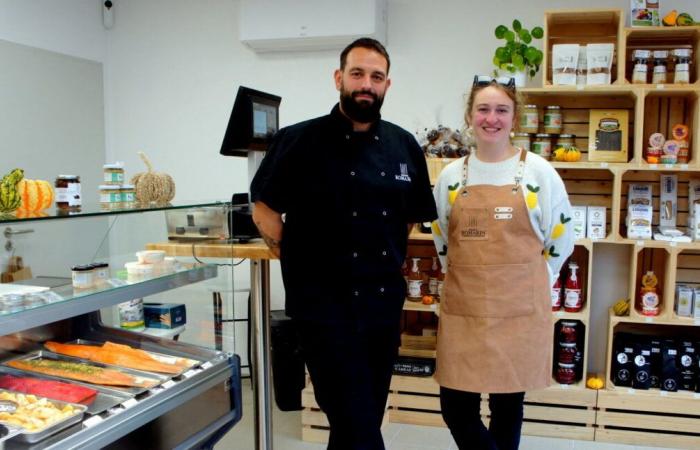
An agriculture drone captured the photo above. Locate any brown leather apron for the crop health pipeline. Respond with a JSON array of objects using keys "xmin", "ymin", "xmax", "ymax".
[{"xmin": 435, "ymin": 149, "xmax": 552, "ymax": 393}]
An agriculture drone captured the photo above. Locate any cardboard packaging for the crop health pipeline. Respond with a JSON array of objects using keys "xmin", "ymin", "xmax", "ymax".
[
  {"xmin": 571, "ymin": 206, "xmax": 587, "ymax": 240},
  {"xmin": 659, "ymin": 174, "xmax": 678, "ymax": 229},
  {"xmin": 676, "ymin": 285, "xmax": 694, "ymax": 317},
  {"xmin": 144, "ymin": 303, "xmax": 187, "ymax": 329},
  {"xmin": 588, "ymin": 109, "xmax": 629, "ymax": 162},
  {"xmin": 694, "ymin": 288, "xmax": 700, "ymax": 319},
  {"xmin": 587, "ymin": 206, "xmax": 606, "ymax": 239}
]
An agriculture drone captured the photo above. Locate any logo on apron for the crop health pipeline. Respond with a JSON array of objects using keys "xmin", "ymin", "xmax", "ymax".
[{"xmin": 460, "ymin": 208, "xmax": 488, "ymax": 240}]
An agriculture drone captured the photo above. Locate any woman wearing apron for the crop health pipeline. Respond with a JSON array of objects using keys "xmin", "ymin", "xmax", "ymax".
[{"xmin": 431, "ymin": 76, "xmax": 574, "ymax": 450}]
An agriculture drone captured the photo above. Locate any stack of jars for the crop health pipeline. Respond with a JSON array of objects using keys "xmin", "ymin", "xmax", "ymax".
[
  {"xmin": 554, "ymin": 320, "xmax": 584, "ymax": 385},
  {"xmin": 514, "ymin": 104, "xmax": 574, "ymax": 160}
]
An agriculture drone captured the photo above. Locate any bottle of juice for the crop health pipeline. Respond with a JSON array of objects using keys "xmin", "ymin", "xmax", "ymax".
[
  {"xmin": 551, "ymin": 274, "xmax": 563, "ymax": 311},
  {"xmin": 428, "ymin": 257, "xmax": 439, "ymax": 296},
  {"xmin": 407, "ymin": 258, "xmax": 423, "ymax": 302},
  {"xmin": 564, "ymin": 262, "xmax": 582, "ymax": 312}
]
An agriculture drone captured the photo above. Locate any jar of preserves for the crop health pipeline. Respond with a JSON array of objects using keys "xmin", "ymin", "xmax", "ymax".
[
  {"xmin": 520, "ymin": 105, "xmax": 539, "ymax": 134},
  {"xmin": 673, "ymin": 49, "xmax": 691, "ymax": 84},
  {"xmin": 543, "ymin": 106, "xmax": 563, "ymax": 134},
  {"xmin": 558, "ymin": 343, "xmax": 577, "ymax": 364},
  {"xmin": 512, "ymin": 132, "xmax": 531, "ymax": 152},
  {"xmin": 91, "ymin": 262, "xmax": 110, "ymax": 286},
  {"xmin": 556, "ymin": 363, "xmax": 577, "ymax": 384},
  {"xmin": 71, "ymin": 265, "xmax": 94, "ymax": 290},
  {"xmin": 55, "ymin": 175, "xmax": 81, "ymax": 211},
  {"xmin": 99, "ymin": 185, "xmax": 122, "ymax": 210},
  {"xmin": 532, "ymin": 134, "xmax": 553, "ymax": 159},
  {"xmin": 632, "ymin": 49, "xmax": 650, "ymax": 84},
  {"xmin": 557, "ymin": 134, "xmax": 576, "ymax": 149},
  {"xmin": 559, "ymin": 321, "xmax": 579, "ymax": 343},
  {"xmin": 120, "ymin": 184, "xmax": 136, "ymax": 208},
  {"xmin": 103, "ymin": 163, "xmax": 124, "ymax": 185},
  {"xmin": 652, "ymin": 50, "xmax": 668, "ymax": 84}
]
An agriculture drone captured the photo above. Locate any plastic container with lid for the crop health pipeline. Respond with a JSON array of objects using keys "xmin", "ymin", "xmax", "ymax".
[
  {"xmin": 632, "ymin": 49, "xmax": 651, "ymax": 84},
  {"xmin": 120, "ymin": 184, "xmax": 136, "ymax": 208},
  {"xmin": 71, "ymin": 265, "xmax": 94, "ymax": 290},
  {"xmin": 543, "ymin": 106, "xmax": 563, "ymax": 134},
  {"xmin": 672, "ymin": 49, "xmax": 692, "ymax": 84},
  {"xmin": 652, "ymin": 50, "xmax": 668, "ymax": 84},
  {"xmin": 55, "ymin": 175, "xmax": 81, "ymax": 210},
  {"xmin": 512, "ymin": 133, "xmax": 531, "ymax": 152},
  {"xmin": 520, "ymin": 105, "xmax": 539, "ymax": 134},
  {"xmin": 99, "ymin": 185, "xmax": 122, "ymax": 210},
  {"xmin": 90, "ymin": 262, "xmax": 110, "ymax": 286},
  {"xmin": 532, "ymin": 134, "xmax": 553, "ymax": 159},
  {"xmin": 103, "ymin": 162, "xmax": 124, "ymax": 185}
]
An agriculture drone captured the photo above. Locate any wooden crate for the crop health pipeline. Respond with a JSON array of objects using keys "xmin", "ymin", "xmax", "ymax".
[
  {"xmin": 426, "ymin": 158, "xmax": 454, "ymax": 185},
  {"xmin": 388, "ymin": 376, "xmax": 597, "ymax": 441},
  {"xmin": 624, "ymin": 27, "xmax": 700, "ymax": 86},
  {"xmin": 642, "ymin": 90, "xmax": 699, "ymax": 166},
  {"xmin": 597, "ymin": 388, "xmax": 700, "ymax": 449}
]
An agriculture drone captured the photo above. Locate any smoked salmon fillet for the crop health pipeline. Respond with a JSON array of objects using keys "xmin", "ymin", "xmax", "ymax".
[
  {"xmin": 6, "ymin": 359, "xmax": 155, "ymax": 388},
  {"xmin": 44, "ymin": 341, "xmax": 189, "ymax": 375}
]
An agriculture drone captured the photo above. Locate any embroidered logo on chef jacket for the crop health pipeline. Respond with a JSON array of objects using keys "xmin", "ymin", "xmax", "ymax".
[
  {"xmin": 395, "ymin": 163, "xmax": 411, "ymax": 182},
  {"xmin": 460, "ymin": 208, "xmax": 488, "ymax": 240}
]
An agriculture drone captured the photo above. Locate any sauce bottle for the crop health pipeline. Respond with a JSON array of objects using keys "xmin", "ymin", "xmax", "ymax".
[
  {"xmin": 407, "ymin": 258, "xmax": 423, "ymax": 302},
  {"xmin": 428, "ymin": 257, "xmax": 439, "ymax": 296},
  {"xmin": 564, "ymin": 262, "xmax": 582, "ymax": 312},
  {"xmin": 551, "ymin": 275, "xmax": 563, "ymax": 311}
]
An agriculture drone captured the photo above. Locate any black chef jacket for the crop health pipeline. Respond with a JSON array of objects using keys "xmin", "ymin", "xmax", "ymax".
[{"xmin": 251, "ymin": 104, "xmax": 437, "ymax": 324}]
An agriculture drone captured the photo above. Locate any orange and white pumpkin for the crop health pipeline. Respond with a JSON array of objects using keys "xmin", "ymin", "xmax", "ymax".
[{"xmin": 17, "ymin": 179, "xmax": 54, "ymax": 211}]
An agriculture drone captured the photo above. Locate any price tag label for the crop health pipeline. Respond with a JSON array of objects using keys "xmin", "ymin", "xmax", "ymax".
[
  {"xmin": 430, "ymin": 304, "xmax": 437, "ymax": 310},
  {"xmin": 649, "ymin": 164, "xmax": 658, "ymax": 169},
  {"xmin": 694, "ymin": 393, "xmax": 700, "ymax": 399},
  {"xmin": 84, "ymin": 416, "xmax": 104, "ymax": 428},
  {"xmin": 670, "ymin": 241, "xmax": 677, "ymax": 247},
  {"xmin": 681, "ymin": 164, "xmax": 689, "ymax": 170},
  {"xmin": 162, "ymin": 380, "xmax": 176, "ymax": 389},
  {"xmin": 556, "ymin": 311, "xmax": 564, "ymax": 317},
  {"xmin": 576, "ymin": 85, "xmax": 584, "ymax": 91},
  {"xmin": 122, "ymin": 398, "xmax": 138, "ymax": 409},
  {"xmin": 600, "ymin": 162, "xmax": 609, "ymax": 168},
  {"xmin": 560, "ymin": 384, "xmax": 570, "ymax": 389},
  {"xmin": 694, "ymin": 319, "xmax": 700, "ymax": 326},
  {"xmin": 201, "ymin": 361, "xmax": 213, "ymax": 370},
  {"xmin": 108, "ymin": 278, "xmax": 128, "ymax": 287},
  {"xmin": 183, "ymin": 369, "xmax": 202, "ymax": 379},
  {"xmin": 149, "ymin": 386, "xmax": 165, "ymax": 395},
  {"xmin": 664, "ymin": 164, "xmax": 674, "ymax": 169},
  {"xmin": 657, "ymin": 84, "xmax": 665, "ymax": 89},
  {"xmin": 636, "ymin": 241, "xmax": 645, "ymax": 247},
  {"xmin": 627, "ymin": 388, "xmax": 636, "ymax": 395},
  {"xmin": 660, "ymin": 390, "xmax": 669, "ymax": 397},
  {"xmin": 645, "ymin": 317, "xmax": 654, "ymax": 323}
]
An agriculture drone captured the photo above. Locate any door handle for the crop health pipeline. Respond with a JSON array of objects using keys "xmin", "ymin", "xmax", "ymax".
[{"xmin": 3, "ymin": 227, "xmax": 35, "ymax": 239}]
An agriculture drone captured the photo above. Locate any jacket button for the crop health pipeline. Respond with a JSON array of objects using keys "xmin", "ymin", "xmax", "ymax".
[
  {"xmin": 350, "ymin": 171, "xmax": 356, "ymax": 176},
  {"xmin": 352, "ymin": 211, "xmax": 358, "ymax": 217},
  {"xmin": 374, "ymin": 136, "xmax": 379, "ymax": 141},
  {"xmin": 353, "ymin": 252, "xmax": 358, "ymax": 258},
  {"xmin": 379, "ymin": 287, "xmax": 385, "ymax": 293},
  {"xmin": 345, "ymin": 134, "xmax": 350, "ymax": 140},
  {"xmin": 354, "ymin": 290, "xmax": 359, "ymax": 296},
  {"xmin": 382, "ymin": 250, "xmax": 387, "ymax": 256},
  {"xmin": 381, "ymin": 171, "xmax": 386, "ymax": 176},
  {"xmin": 382, "ymin": 210, "xmax": 387, "ymax": 216}
]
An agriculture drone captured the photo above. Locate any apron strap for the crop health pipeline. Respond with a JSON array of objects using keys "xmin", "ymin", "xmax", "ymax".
[{"xmin": 461, "ymin": 148, "xmax": 528, "ymax": 196}]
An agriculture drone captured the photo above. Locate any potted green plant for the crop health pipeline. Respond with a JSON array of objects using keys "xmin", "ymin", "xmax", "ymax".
[{"xmin": 492, "ymin": 20, "xmax": 544, "ymax": 86}]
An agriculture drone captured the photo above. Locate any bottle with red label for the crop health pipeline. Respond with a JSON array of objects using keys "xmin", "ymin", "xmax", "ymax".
[
  {"xmin": 564, "ymin": 262, "xmax": 583, "ymax": 312},
  {"xmin": 428, "ymin": 257, "xmax": 439, "ymax": 296},
  {"xmin": 551, "ymin": 274, "xmax": 563, "ymax": 311},
  {"xmin": 407, "ymin": 258, "xmax": 423, "ymax": 302}
]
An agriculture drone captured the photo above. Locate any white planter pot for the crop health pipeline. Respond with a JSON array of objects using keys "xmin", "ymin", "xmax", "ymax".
[{"xmin": 498, "ymin": 69, "xmax": 527, "ymax": 87}]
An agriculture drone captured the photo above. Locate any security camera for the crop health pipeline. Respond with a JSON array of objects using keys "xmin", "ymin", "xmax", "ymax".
[{"xmin": 103, "ymin": 0, "xmax": 114, "ymax": 29}]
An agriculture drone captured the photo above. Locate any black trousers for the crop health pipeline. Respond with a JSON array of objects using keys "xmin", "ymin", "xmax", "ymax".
[
  {"xmin": 440, "ymin": 386, "xmax": 525, "ymax": 450},
  {"xmin": 295, "ymin": 319, "xmax": 400, "ymax": 450}
]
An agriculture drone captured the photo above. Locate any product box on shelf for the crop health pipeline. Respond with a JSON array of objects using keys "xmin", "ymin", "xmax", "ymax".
[
  {"xmin": 571, "ymin": 206, "xmax": 587, "ymax": 240},
  {"xmin": 694, "ymin": 288, "xmax": 700, "ymax": 319},
  {"xmin": 650, "ymin": 339, "xmax": 662, "ymax": 388},
  {"xmin": 632, "ymin": 341, "xmax": 652, "ymax": 390},
  {"xmin": 676, "ymin": 285, "xmax": 693, "ymax": 317},
  {"xmin": 587, "ymin": 206, "xmax": 606, "ymax": 239},
  {"xmin": 679, "ymin": 342, "xmax": 697, "ymax": 391},
  {"xmin": 659, "ymin": 174, "xmax": 678, "ymax": 229},
  {"xmin": 588, "ymin": 109, "xmax": 629, "ymax": 162},
  {"xmin": 661, "ymin": 340, "xmax": 680, "ymax": 392},
  {"xmin": 612, "ymin": 334, "xmax": 635, "ymax": 387},
  {"xmin": 627, "ymin": 205, "xmax": 653, "ymax": 239},
  {"xmin": 143, "ymin": 303, "xmax": 186, "ymax": 329}
]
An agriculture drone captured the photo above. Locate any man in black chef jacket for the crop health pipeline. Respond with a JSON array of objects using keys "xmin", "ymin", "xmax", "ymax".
[{"xmin": 251, "ymin": 37, "xmax": 436, "ymax": 450}]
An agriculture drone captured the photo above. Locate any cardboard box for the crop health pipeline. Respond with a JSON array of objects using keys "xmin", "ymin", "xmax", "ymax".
[
  {"xmin": 144, "ymin": 303, "xmax": 186, "ymax": 329},
  {"xmin": 587, "ymin": 206, "xmax": 606, "ymax": 239},
  {"xmin": 676, "ymin": 285, "xmax": 693, "ymax": 317},
  {"xmin": 588, "ymin": 109, "xmax": 629, "ymax": 162},
  {"xmin": 627, "ymin": 204, "xmax": 653, "ymax": 239},
  {"xmin": 659, "ymin": 174, "xmax": 678, "ymax": 228},
  {"xmin": 694, "ymin": 288, "xmax": 700, "ymax": 319},
  {"xmin": 571, "ymin": 206, "xmax": 587, "ymax": 240}
]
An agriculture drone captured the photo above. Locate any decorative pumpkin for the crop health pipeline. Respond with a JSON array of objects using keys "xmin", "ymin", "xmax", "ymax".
[
  {"xmin": 586, "ymin": 376, "xmax": 604, "ymax": 390},
  {"xmin": 16, "ymin": 179, "xmax": 54, "ymax": 211},
  {"xmin": 13, "ymin": 208, "xmax": 50, "ymax": 219},
  {"xmin": 0, "ymin": 168, "xmax": 24, "ymax": 212},
  {"xmin": 131, "ymin": 152, "xmax": 176, "ymax": 204}
]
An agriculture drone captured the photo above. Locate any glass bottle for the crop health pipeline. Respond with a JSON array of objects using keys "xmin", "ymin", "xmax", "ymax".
[
  {"xmin": 407, "ymin": 258, "xmax": 423, "ymax": 302},
  {"xmin": 652, "ymin": 50, "xmax": 668, "ymax": 84},
  {"xmin": 428, "ymin": 257, "xmax": 439, "ymax": 296},
  {"xmin": 632, "ymin": 49, "xmax": 650, "ymax": 84},
  {"xmin": 673, "ymin": 49, "xmax": 691, "ymax": 84},
  {"xmin": 551, "ymin": 275, "xmax": 562, "ymax": 311},
  {"xmin": 564, "ymin": 262, "xmax": 582, "ymax": 312},
  {"xmin": 437, "ymin": 264, "xmax": 445, "ymax": 301}
]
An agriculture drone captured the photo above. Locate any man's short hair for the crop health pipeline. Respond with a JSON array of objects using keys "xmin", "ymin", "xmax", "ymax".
[{"xmin": 339, "ymin": 38, "xmax": 390, "ymax": 73}]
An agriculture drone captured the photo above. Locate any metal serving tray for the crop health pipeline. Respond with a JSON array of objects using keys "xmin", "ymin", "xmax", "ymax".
[
  {"xmin": 65, "ymin": 339, "xmax": 199, "ymax": 377},
  {"xmin": 0, "ymin": 366, "xmax": 130, "ymax": 415},
  {"xmin": 2, "ymin": 351, "xmax": 167, "ymax": 397},
  {"xmin": 0, "ymin": 388, "xmax": 86, "ymax": 444},
  {"xmin": 0, "ymin": 425, "xmax": 23, "ymax": 450}
]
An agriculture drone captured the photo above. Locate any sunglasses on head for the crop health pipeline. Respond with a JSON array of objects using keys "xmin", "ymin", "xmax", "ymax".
[{"xmin": 472, "ymin": 75, "xmax": 516, "ymax": 90}]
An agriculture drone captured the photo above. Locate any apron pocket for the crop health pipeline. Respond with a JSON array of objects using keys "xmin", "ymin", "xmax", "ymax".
[{"xmin": 443, "ymin": 262, "xmax": 535, "ymax": 318}]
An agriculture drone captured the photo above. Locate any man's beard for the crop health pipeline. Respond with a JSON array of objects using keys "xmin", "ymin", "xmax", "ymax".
[{"xmin": 339, "ymin": 86, "xmax": 384, "ymax": 124}]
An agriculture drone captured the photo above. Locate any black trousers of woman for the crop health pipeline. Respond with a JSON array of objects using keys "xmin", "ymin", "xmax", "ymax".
[{"xmin": 440, "ymin": 386, "xmax": 525, "ymax": 450}]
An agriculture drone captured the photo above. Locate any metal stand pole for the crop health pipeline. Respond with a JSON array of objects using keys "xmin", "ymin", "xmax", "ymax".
[{"xmin": 250, "ymin": 259, "xmax": 272, "ymax": 450}]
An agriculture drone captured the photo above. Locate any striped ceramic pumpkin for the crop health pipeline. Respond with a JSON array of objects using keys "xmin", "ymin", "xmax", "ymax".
[{"xmin": 17, "ymin": 179, "xmax": 54, "ymax": 211}]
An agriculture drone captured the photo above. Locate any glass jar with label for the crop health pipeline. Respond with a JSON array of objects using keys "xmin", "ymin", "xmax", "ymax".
[
  {"xmin": 103, "ymin": 162, "xmax": 124, "ymax": 185},
  {"xmin": 652, "ymin": 50, "xmax": 668, "ymax": 84},
  {"xmin": 556, "ymin": 362, "xmax": 577, "ymax": 384},
  {"xmin": 512, "ymin": 132, "xmax": 531, "ymax": 152},
  {"xmin": 55, "ymin": 175, "xmax": 81, "ymax": 211},
  {"xmin": 532, "ymin": 134, "xmax": 552, "ymax": 159},
  {"xmin": 632, "ymin": 49, "xmax": 651, "ymax": 84},
  {"xmin": 558, "ymin": 342, "xmax": 577, "ymax": 364},
  {"xmin": 559, "ymin": 321, "xmax": 579, "ymax": 343},
  {"xmin": 91, "ymin": 262, "xmax": 110, "ymax": 286},
  {"xmin": 557, "ymin": 134, "xmax": 576, "ymax": 149},
  {"xmin": 120, "ymin": 184, "xmax": 136, "ymax": 208},
  {"xmin": 71, "ymin": 265, "xmax": 94, "ymax": 290},
  {"xmin": 520, "ymin": 105, "xmax": 539, "ymax": 134},
  {"xmin": 543, "ymin": 106, "xmax": 563, "ymax": 134},
  {"xmin": 99, "ymin": 185, "xmax": 122, "ymax": 210},
  {"xmin": 672, "ymin": 49, "xmax": 691, "ymax": 84}
]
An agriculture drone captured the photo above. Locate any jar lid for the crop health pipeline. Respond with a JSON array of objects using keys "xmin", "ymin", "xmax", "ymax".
[
  {"xmin": 672, "ymin": 48, "xmax": 691, "ymax": 58},
  {"xmin": 559, "ymin": 134, "xmax": 576, "ymax": 139},
  {"xmin": 71, "ymin": 265, "xmax": 92, "ymax": 271},
  {"xmin": 99, "ymin": 185, "xmax": 121, "ymax": 190},
  {"xmin": 633, "ymin": 49, "xmax": 651, "ymax": 59},
  {"xmin": 559, "ymin": 342, "xmax": 577, "ymax": 348},
  {"xmin": 568, "ymin": 262, "xmax": 579, "ymax": 268},
  {"xmin": 653, "ymin": 50, "xmax": 668, "ymax": 59},
  {"xmin": 57, "ymin": 175, "xmax": 79, "ymax": 180},
  {"xmin": 103, "ymin": 162, "xmax": 124, "ymax": 169},
  {"xmin": 545, "ymin": 105, "xmax": 561, "ymax": 110},
  {"xmin": 524, "ymin": 104, "xmax": 538, "ymax": 109},
  {"xmin": 560, "ymin": 321, "xmax": 578, "ymax": 326},
  {"xmin": 513, "ymin": 132, "xmax": 530, "ymax": 137},
  {"xmin": 535, "ymin": 133, "xmax": 552, "ymax": 138},
  {"xmin": 120, "ymin": 184, "xmax": 135, "ymax": 189},
  {"xmin": 90, "ymin": 262, "xmax": 109, "ymax": 268},
  {"xmin": 558, "ymin": 363, "xmax": 576, "ymax": 368}
]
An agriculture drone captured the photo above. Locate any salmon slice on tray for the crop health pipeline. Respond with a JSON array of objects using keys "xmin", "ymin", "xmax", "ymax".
[
  {"xmin": 44, "ymin": 341, "xmax": 188, "ymax": 374},
  {"xmin": 6, "ymin": 359, "xmax": 156, "ymax": 388}
]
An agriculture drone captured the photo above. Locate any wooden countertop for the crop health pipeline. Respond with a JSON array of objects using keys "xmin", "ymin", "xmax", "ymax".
[{"xmin": 146, "ymin": 239, "xmax": 278, "ymax": 260}]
